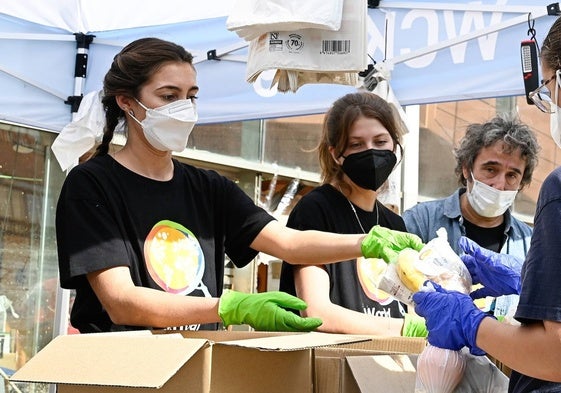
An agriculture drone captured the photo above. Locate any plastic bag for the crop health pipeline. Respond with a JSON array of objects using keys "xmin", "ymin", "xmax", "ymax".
[
  {"xmin": 245, "ymin": 0, "xmax": 367, "ymax": 92},
  {"xmin": 226, "ymin": 0, "xmax": 344, "ymax": 41},
  {"xmin": 416, "ymin": 344, "xmax": 466, "ymax": 393},
  {"xmin": 413, "ymin": 227, "xmax": 472, "ymax": 294},
  {"xmin": 375, "ymin": 227, "xmax": 472, "ymax": 305},
  {"xmin": 369, "ymin": 227, "xmax": 476, "ymax": 393}
]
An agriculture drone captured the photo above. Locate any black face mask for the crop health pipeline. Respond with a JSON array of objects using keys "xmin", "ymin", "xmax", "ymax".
[{"xmin": 341, "ymin": 149, "xmax": 397, "ymax": 191}]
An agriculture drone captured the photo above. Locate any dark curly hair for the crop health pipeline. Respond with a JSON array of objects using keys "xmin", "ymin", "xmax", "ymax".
[{"xmin": 453, "ymin": 114, "xmax": 540, "ymax": 189}]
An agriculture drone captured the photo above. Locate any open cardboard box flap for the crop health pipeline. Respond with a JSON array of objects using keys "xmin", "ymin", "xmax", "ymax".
[
  {"xmin": 218, "ymin": 332, "xmax": 372, "ymax": 351},
  {"xmin": 11, "ymin": 333, "xmax": 208, "ymax": 388},
  {"xmin": 346, "ymin": 354, "xmax": 417, "ymax": 393}
]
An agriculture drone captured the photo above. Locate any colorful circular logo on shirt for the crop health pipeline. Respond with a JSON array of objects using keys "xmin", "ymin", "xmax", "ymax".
[
  {"xmin": 144, "ymin": 220, "xmax": 204, "ymax": 295},
  {"xmin": 356, "ymin": 257, "xmax": 394, "ymax": 305}
]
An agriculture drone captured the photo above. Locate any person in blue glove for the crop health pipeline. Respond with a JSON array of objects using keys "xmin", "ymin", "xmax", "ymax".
[
  {"xmin": 459, "ymin": 236, "xmax": 521, "ymax": 300},
  {"xmin": 403, "ymin": 115, "xmax": 538, "ymax": 324},
  {"xmin": 414, "ymin": 238, "xmax": 522, "ymax": 355},
  {"xmin": 279, "ymin": 92, "xmax": 427, "ymax": 338},
  {"xmin": 414, "ymin": 15, "xmax": 561, "ymax": 392},
  {"xmin": 55, "ymin": 37, "xmax": 422, "ymax": 335}
]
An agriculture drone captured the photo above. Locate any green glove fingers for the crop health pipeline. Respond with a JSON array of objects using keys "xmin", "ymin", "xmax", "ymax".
[
  {"xmin": 402, "ymin": 313, "xmax": 428, "ymax": 338},
  {"xmin": 361, "ymin": 225, "xmax": 424, "ymax": 263},
  {"xmin": 274, "ymin": 307, "xmax": 323, "ymax": 332},
  {"xmin": 265, "ymin": 290, "xmax": 308, "ymax": 311},
  {"xmin": 218, "ymin": 290, "xmax": 323, "ymax": 332}
]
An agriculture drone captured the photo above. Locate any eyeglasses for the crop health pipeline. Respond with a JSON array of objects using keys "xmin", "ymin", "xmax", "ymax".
[{"xmin": 529, "ymin": 73, "xmax": 557, "ymax": 113}]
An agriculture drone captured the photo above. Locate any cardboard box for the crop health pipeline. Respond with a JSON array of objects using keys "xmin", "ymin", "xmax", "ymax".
[
  {"xmin": 346, "ymin": 354, "xmax": 418, "ymax": 393},
  {"xmin": 330, "ymin": 350, "xmax": 509, "ymax": 393},
  {"xmin": 314, "ymin": 336, "xmax": 426, "ymax": 393},
  {"xmin": 10, "ymin": 330, "xmax": 375, "ymax": 393}
]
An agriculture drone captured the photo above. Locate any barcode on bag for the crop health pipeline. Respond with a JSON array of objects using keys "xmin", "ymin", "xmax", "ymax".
[{"xmin": 321, "ymin": 40, "xmax": 351, "ymax": 54}]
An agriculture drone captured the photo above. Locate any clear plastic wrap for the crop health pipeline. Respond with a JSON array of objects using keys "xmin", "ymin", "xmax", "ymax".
[
  {"xmin": 416, "ymin": 344, "xmax": 466, "ymax": 393},
  {"xmin": 413, "ymin": 227, "xmax": 472, "ymax": 294},
  {"xmin": 375, "ymin": 227, "xmax": 472, "ymax": 305},
  {"xmin": 371, "ymin": 227, "xmax": 474, "ymax": 393}
]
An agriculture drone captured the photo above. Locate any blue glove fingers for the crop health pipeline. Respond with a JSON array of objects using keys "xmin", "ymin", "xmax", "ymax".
[
  {"xmin": 412, "ymin": 290, "xmax": 464, "ymax": 351},
  {"xmin": 413, "ymin": 282, "xmax": 488, "ymax": 354},
  {"xmin": 458, "ymin": 236, "xmax": 484, "ymax": 257},
  {"xmin": 460, "ymin": 254, "xmax": 482, "ymax": 284},
  {"xmin": 469, "ymin": 287, "xmax": 492, "ymax": 300}
]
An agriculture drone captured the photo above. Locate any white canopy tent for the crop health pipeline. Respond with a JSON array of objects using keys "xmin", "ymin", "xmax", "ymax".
[{"xmin": 0, "ymin": 0, "xmax": 558, "ymax": 132}]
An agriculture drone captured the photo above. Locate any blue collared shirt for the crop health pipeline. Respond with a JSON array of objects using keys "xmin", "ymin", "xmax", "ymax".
[{"xmin": 403, "ymin": 188, "xmax": 533, "ymax": 319}]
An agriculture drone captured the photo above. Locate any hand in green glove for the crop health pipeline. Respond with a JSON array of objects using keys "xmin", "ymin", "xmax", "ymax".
[
  {"xmin": 402, "ymin": 313, "xmax": 428, "ymax": 338},
  {"xmin": 218, "ymin": 290, "xmax": 323, "ymax": 332},
  {"xmin": 361, "ymin": 225, "xmax": 424, "ymax": 263}
]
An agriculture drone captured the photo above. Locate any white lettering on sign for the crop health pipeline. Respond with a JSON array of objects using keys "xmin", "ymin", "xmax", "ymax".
[
  {"xmin": 401, "ymin": 10, "xmax": 439, "ymax": 68},
  {"xmin": 367, "ymin": 0, "xmax": 508, "ymax": 69}
]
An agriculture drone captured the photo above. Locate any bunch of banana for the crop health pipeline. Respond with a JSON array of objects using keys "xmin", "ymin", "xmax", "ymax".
[{"xmin": 396, "ymin": 248, "xmax": 427, "ymax": 292}]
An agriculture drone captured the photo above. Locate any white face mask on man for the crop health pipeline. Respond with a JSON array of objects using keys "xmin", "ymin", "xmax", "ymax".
[
  {"xmin": 466, "ymin": 172, "xmax": 518, "ymax": 218},
  {"xmin": 129, "ymin": 98, "xmax": 198, "ymax": 152},
  {"xmin": 550, "ymin": 70, "xmax": 561, "ymax": 149}
]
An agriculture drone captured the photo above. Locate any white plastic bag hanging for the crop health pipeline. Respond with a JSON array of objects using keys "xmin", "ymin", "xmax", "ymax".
[
  {"xmin": 227, "ymin": 0, "xmax": 344, "ymax": 41},
  {"xmin": 246, "ymin": 0, "xmax": 366, "ymax": 92},
  {"xmin": 51, "ymin": 90, "xmax": 105, "ymax": 172}
]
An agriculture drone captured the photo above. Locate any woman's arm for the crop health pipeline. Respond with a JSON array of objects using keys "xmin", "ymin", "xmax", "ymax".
[
  {"xmin": 293, "ymin": 264, "xmax": 404, "ymax": 335},
  {"xmin": 252, "ymin": 220, "xmax": 422, "ymax": 265},
  {"xmin": 251, "ymin": 220, "xmax": 365, "ymax": 264},
  {"xmin": 88, "ymin": 266, "xmax": 221, "ymax": 328}
]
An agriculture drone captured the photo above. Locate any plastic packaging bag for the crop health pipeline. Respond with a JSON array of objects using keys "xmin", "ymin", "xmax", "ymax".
[
  {"xmin": 376, "ymin": 227, "xmax": 472, "ymax": 305},
  {"xmin": 370, "ymin": 227, "xmax": 476, "ymax": 393},
  {"xmin": 245, "ymin": 0, "xmax": 367, "ymax": 92},
  {"xmin": 415, "ymin": 347, "xmax": 509, "ymax": 393},
  {"xmin": 226, "ymin": 0, "xmax": 344, "ymax": 41},
  {"xmin": 416, "ymin": 344, "xmax": 466, "ymax": 393}
]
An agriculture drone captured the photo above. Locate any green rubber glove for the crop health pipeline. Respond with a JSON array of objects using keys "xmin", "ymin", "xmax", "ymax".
[
  {"xmin": 218, "ymin": 290, "xmax": 323, "ymax": 332},
  {"xmin": 361, "ymin": 225, "xmax": 424, "ymax": 263},
  {"xmin": 402, "ymin": 314, "xmax": 428, "ymax": 337}
]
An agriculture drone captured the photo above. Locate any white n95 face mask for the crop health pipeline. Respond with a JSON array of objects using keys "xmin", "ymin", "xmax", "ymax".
[
  {"xmin": 550, "ymin": 70, "xmax": 561, "ymax": 149},
  {"xmin": 466, "ymin": 172, "xmax": 518, "ymax": 218},
  {"xmin": 130, "ymin": 99, "xmax": 198, "ymax": 152}
]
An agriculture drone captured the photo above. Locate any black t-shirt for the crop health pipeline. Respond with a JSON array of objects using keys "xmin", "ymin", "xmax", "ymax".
[
  {"xmin": 56, "ymin": 155, "xmax": 274, "ymax": 333},
  {"xmin": 463, "ymin": 218, "xmax": 505, "ymax": 253},
  {"xmin": 279, "ymin": 184, "xmax": 408, "ymax": 319}
]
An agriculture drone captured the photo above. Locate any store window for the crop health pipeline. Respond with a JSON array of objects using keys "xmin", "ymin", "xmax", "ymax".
[
  {"xmin": 0, "ymin": 123, "xmax": 65, "ymax": 392},
  {"xmin": 189, "ymin": 115, "xmax": 324, "ymax": 174},
  {"xmin": 416, "ymin": 96, "xmax": 554, "ymax": 223}
]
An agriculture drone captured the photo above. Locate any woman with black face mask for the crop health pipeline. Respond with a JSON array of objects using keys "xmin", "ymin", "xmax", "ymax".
[{"xmin": 279, "ymin": 92, "xmax": 427, "ymax": 337}]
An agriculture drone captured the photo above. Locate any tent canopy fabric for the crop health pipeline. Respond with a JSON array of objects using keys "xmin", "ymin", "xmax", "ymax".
[{"xmin": 0, "ymin": 0, "xmax": 558, "ymax": 132}]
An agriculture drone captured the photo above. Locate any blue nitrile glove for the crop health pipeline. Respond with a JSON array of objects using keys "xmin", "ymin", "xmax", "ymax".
[
  {"xmin": 218, "ymin": 290, "xmax": 323, "ymax": 332},
  {"xmin": 458, "ymin": 236, "xmax": 522, "ymax": 299},
  {"xmin": 402, "ymin": 313, "xmax": 428, "ymax": 338},
  {"xmin": 361, "ymin": 225, "xmax": 424, "ymax": 263},
  {"xmin": 413, "ymin": 282, "xmax": 491, "ymax": 355}
]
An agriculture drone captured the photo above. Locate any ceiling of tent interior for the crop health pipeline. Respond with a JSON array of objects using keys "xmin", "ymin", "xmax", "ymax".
[{"xmin": 0, "ymin": 0, "xmax": 558, "ymax": 132}]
